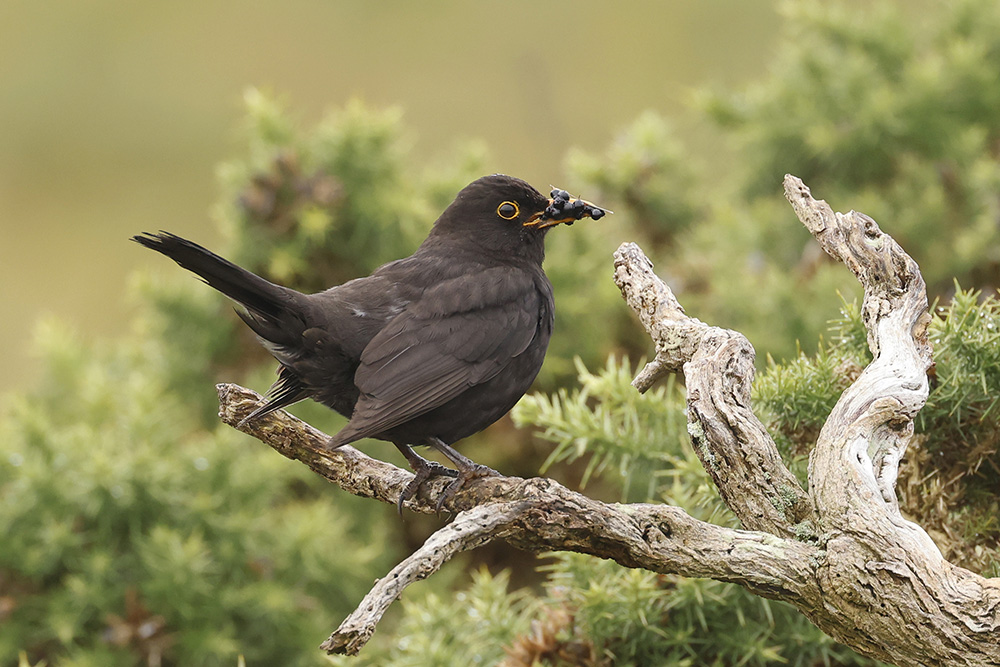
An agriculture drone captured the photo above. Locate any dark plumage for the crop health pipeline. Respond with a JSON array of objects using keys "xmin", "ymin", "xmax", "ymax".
[{"xmin": 133, "ymin": 174, "xmax": 606, "ymax": 510}]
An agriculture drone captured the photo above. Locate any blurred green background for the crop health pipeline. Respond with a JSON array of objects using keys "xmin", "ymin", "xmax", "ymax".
[
  {"xmin": 0, "ymin": 0, "xmax": 781, "ymax": 393},
  {"xmin": 6, "ymin": 0, "xmax": 1000, "ymax": 664}
]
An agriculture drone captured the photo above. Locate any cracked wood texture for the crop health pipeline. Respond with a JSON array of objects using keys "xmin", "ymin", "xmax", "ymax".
[
  {"xmin": 612, "ymin": 243, "xmax": 815, "ymax": 538},
  {"xmin": 219, "ymin": 382, "xmax": 820, "ymax": 656},
  {"xmin": 216, "ymin": 176, "xmax": 1000, "ymax": 666},
  {"xmin": 781, "ymin": 175, "xmax": 1000, "ymax": 665}
]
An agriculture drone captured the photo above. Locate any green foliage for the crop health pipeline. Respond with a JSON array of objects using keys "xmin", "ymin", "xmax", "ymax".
[
  {"xmin": 704, "ymin": 0, "xmax": 1000, "ymax": 295},
  {"xmin": 535, "ymin": 553, "xmax": 874, "ymax": 667},
  {"xmin": 539, "ymin": 225, "xmax": 645, "ymax": 384},
  {"xmin": 925, "ymin": 287, "xmax": 1000, "ymax": 440},
  {"xmin": 334, "ymin": 556, "xmax": 880, "ymax": 667},
  {"xmin": 513, "ymin": 357, "xmax": 689, "ymax": 500},
  {"xmin": 517, "ymin": 357, "xmax": 738, "ymax": 530},
  {"xmin": 0, "ymin": 319, "xmax": 395, "ymax": 665},
  {"xmin": 567, "ymin": 111, "xmax": 702, "ymax": 251},
  {"xmin": 128, "ymin": 273, "xmax": 240, "ymax": 428},
  {"xmin": 570, "ymin": 96, "xmax": 863, "ymax": 364},
  {"xmin": 754, "ymin": 340, "xmax": 866, "ymax": 467},
  {"xmin": 913, "ymin": 288, "xmax": 1000, "ymax": 575},
  {"xmin": 0, "ymin": 89, "xmax": 639, "ymax": 665},
  {"xmin": 217, "ymin": 92, "xmax": 429, "ymax": 290},
  {"xmin": 514, "ymin": 362, "xmax": 872, "ymax": 663},
  {"xmin": 327, "ymin": 569, "xmax": 536, "ymax": 667},
  {"xmin": 566, "ymin": 0, "xmax": 1000, "ymax": 366}
]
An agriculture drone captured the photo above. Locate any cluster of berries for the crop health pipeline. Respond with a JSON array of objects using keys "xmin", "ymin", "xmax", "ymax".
[{"xmin": 543, "ymin": 188, "xmax": 606, "ymax": 223}]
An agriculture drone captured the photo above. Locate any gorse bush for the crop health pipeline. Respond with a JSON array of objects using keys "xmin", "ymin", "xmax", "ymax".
[
  {"xmin": 0, "ymin": 317, "xmax": 395, "ymax": 666},
  {"xmin": 703, "ymin": 0, "xmax": 1000, "ymax": 295}
]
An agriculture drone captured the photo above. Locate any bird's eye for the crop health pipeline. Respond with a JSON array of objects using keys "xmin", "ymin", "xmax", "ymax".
[{"xmin": 497, "ymin": 201, "xmax": 519, "ymax": 220}]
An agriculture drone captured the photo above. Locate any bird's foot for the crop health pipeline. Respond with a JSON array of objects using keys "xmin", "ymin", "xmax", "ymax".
[
  {"xmin": 435, "ymin": 463, "xmax": 500, "ymax": 514},
  {"xmin": 397, "ymin": 458, "xmax": 457, "ymax": 515}
]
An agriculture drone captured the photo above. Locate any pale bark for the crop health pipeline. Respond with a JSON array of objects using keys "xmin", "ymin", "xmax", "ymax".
[{"xmin": 217, "ymin": 177, "xmax": 1000, "ymax": 666}]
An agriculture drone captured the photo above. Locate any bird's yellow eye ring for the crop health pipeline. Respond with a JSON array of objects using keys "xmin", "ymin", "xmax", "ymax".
[{"xmin": 497, "ymin": 201, "xmax": 519, "ymax": 220}]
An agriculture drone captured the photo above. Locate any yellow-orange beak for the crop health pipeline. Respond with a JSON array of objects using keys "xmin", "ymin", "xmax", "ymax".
[{"xmin": 523, "ymin": 189, "xmax": 609, "ymax": 229}]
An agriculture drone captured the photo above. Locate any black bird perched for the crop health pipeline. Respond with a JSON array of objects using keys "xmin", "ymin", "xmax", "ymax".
[{"xmin": 133, "ymin": 174, "xmax": 606, "ymax": 510}]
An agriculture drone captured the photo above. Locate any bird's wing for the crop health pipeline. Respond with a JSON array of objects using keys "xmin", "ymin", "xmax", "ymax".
[{"xmin": 329, "ymin": 267, "xmax": 542, "ymax": 445}]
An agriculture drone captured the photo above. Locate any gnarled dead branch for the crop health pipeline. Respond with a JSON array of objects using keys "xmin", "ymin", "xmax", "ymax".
[{"xmin": 217, "ymin": 177, "xmax": 1000, "ymax": 666}]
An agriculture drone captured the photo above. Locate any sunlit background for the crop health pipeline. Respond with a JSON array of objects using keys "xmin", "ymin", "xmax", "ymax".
[{"xmin": 0, "ymin": 0, "xmax": 783, "ymax": 392}]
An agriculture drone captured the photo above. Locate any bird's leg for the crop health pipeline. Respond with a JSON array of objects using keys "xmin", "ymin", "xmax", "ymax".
[
  {"xmin": 425, "ymin": 437, "xmax": 501, "ymax": 513},
  {"xmin": 394, "ymin": 443, "xmax": 457, "ymax": 515}
]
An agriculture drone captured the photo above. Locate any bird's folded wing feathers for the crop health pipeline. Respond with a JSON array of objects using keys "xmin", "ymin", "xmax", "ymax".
[{"xmin": 331, "ymin": 270, "xmax": 541, "ymax": 444}]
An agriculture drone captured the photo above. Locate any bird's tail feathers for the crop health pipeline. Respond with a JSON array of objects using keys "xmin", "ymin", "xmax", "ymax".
[
  {"xmin": 132, "ymin": 231, "xmax": 306, "ymax": 346},
  {"xmin": 236, "ymin": 366, "xmax": 308, "ymax": 427}
]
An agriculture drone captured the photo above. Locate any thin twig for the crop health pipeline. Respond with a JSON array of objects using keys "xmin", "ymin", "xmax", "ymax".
[{"xmin": 321, "ymin": 502, "xmax": 526, "ymax": 655}]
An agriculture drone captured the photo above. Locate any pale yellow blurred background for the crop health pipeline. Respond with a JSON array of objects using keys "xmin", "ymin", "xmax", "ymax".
[{"xmin": 0, "ymin": 0, "xmax": 782, "ymax": 392}]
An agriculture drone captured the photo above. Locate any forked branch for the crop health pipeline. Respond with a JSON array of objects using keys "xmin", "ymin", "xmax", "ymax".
[{"xmin": 216, "ymin": 177, "xmax": 1000, "ymax": 666}]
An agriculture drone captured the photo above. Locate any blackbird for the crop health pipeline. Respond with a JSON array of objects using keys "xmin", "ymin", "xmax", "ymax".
[{"xmin": 133, "ymin": 174, "xmax": 606, "ymax": 510}]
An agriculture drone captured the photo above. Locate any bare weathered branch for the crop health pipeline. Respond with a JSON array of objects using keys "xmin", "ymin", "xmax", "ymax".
[
  {"xmin": 218, "ymin": 383, "xmax": 438, "ymax": 512},
  {"xmin": 782, "ymin": 175, "xmax": 1000, "ymax": 666},
  {"xmin": 321, "ymin": 502, "xmax": 526, "ymax": 655},
  {"xmin": 610, "ymin": 244, "xmax": 699, "ymax": 390},
  {"xmin": 215, "ymin": 176, "xmax": 1000, "ymax": 666},
  {"xmin": 614, "ymin": 242, "xmax": 815, "ymax": 537},
  {"xmin": 217, "ymin": 384, "xmax": 820, "ymax": 655},
  {"xmin": 783, "ymin": 174, "xmax": 933, "ymax": 518}
]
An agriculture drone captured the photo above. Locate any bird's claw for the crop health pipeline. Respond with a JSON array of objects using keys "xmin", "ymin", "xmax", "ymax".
[
  {"xmin": 397, "ymin": 460, "xmax": 458, "ymax": 515},
  {"xmin": 434, "ymin": 463, "xmax": 500, "ymax": 514}
]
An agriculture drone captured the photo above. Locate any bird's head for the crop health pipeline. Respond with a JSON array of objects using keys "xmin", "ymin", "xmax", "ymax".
[{"xmin": 428, "ymin": 174, "xmax": 608, "ymax": 260}]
